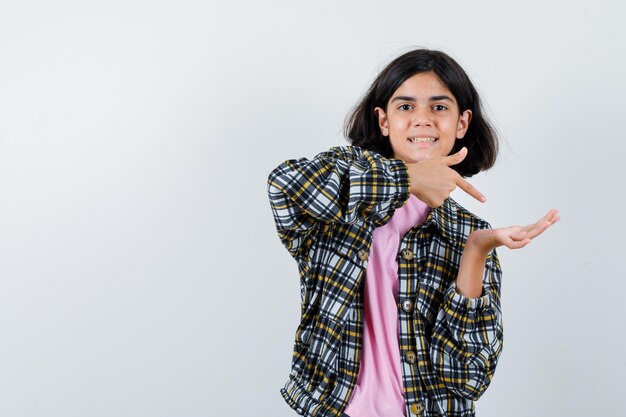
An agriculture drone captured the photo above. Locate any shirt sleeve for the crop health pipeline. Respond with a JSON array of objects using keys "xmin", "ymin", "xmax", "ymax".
[
  {"xmin": 429, "ymin": 247, "xmax": 504, "ymax": 401},
  {"xmin": 266, "ymin": 145, "xmax": 411, "ymax": 262}
]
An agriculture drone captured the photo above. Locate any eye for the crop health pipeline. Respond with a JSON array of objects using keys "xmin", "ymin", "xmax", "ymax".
[
  {"xmin": 398, "ymin": 104, "xmax": 413, "ymax": 111},
  {"xmin": 433, "ymin": 104, "xmax": 448, "ymax": 111}
]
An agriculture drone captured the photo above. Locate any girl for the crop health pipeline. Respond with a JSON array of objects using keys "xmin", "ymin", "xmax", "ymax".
[{"xmin": 267, "ymin": 49, "xmax": 559, "ymax": 417}]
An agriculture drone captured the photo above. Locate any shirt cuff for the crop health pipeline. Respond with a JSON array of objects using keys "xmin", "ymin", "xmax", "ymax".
[
  {"xmin": 386, "ymin": 158, "xmax": 411, "ymax": 208},
  {"xmin": 445, "ymin": 280, "xmax": 493, "ymax": 316}
]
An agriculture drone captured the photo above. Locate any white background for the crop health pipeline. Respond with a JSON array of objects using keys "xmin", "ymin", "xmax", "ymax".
[{"xmin": 1, "ymin": 1, "xmax": 624, "ymax": 416}]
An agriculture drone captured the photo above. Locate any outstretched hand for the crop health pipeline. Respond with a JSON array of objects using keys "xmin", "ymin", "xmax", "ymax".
[{"xmin": 467, "ymin": 209, "xmax": 561, "ymax": 255}]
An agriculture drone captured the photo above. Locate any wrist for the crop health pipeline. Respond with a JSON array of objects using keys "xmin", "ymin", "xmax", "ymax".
[
  {"xmin": 456, "ymin": 247, "xmax": 488, "ymax": 299},
  {"xmin": 465, "ymin": 232, "xmax": 494, "ymax": 257}
]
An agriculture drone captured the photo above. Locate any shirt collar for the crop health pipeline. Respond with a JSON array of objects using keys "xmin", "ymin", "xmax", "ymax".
[{"xmin": 424, "ymin": 197, "xmax": 461, "ymax": 245}]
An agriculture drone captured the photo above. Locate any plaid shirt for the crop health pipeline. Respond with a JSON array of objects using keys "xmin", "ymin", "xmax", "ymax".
[{"xmin": 267, "ymin": 145, "xmax": 503, "ymax": 417}]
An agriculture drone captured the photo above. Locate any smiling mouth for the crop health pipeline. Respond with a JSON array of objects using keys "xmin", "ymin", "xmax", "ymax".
[{"xmin": 407, "ymin": 137, "xmax": 438, "ymax": 143}]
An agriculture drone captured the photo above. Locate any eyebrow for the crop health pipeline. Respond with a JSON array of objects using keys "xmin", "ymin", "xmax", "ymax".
[{"xmin": 391, "ymin": 95, "xmax": 454, "ymax": 103}]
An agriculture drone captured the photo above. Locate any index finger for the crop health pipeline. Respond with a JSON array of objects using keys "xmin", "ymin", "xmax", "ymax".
[{"xmin": 456, "ymin": 176, "xmax": 486, "ymax": 203}]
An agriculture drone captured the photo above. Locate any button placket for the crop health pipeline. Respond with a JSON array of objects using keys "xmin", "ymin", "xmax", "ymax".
[{"xmin": 399, "ymin": 238, "xmax": 426, "ymax": 416}]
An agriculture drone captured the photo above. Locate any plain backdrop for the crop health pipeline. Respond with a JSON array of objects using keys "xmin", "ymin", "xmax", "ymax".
[{"xmin": 1, "ymin": 1, "xmax": 625, "ymax": 416}]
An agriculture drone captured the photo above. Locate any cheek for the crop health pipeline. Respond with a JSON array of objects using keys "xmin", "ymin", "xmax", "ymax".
[
  {"xmin": 390, "ymin": 117, "xmax": 411, "ymax": 133},
  {"xmin": 396, "ymin": 115, "xmax": 412, "ymax": 126},
  {"xmin": 444, "ymin": 117, "xmax": 461, "ymax": 132}
]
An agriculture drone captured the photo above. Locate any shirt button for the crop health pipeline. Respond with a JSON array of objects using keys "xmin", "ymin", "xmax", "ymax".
[
  {"xmin": 357, "ymin": 249, "xmax": 369, "ymax": 261},
  {"xmin": 404, "ymin": 350, "xmax": 416, "ymax": 364},
  {"xmin": 401, "ymin": 298, "xmax": 414, "ymax": 313},
  {"xmin": 410, "ymin": 401, "xmax": 425, "ymax": 415},
  {"xmin": 401, "ymin": 248, "xmax": 414, "ymax": 260}
]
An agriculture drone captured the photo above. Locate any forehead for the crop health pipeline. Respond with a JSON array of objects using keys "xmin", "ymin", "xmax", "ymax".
[{"xmin": 392, "ymin": 72, "xmax": 456, "ymax": 102}]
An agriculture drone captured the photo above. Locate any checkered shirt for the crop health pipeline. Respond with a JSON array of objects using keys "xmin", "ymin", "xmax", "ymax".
[{"xmin": 267, "ymin": 145, "xmax": 504, "ymax": 417}]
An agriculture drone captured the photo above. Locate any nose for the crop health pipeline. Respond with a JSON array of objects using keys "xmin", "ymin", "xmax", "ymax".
[{"xmin": 412, "ymin": 106, "xmax": 432, "ymax": 126}]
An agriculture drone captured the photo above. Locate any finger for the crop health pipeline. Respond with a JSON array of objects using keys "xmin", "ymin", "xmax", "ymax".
[
  {"xmin": 514, "ymin": 221, "xmax": 551, "ymax": 240},
  {"xmin": 456, "ymin": 176, "xmax": 487, "ymax": 203},
  {"xmin": 522, "ymin": 211, "xmax": 561, "ymax": 234},
  {"xmin": 521, "ymin": 210, "xmax": 559, "ymax": 232},
  {"xmin": 442, "ymin": 147, "xmax": 468, "ymax": 167},
  {"xmin": 543, "ymin": 209, "xmax": 560, "ymax": 225},
  {"xmin": 540, "ymin": 208, "xmax": 559, "ymax": 224}
]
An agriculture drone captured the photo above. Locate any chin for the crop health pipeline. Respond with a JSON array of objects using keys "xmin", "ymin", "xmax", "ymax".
[{"xmin": 406, "ymin": 151, "xmax": 435, "ymax": 163}]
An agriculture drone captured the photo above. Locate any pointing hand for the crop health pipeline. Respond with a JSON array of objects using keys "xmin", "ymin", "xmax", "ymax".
[{"xmin": 405, "ymin": 147, "xmax": 486, "ymax": 208}]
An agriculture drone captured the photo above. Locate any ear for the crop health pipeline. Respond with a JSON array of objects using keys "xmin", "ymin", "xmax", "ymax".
[
  {"xmin": 374, "ymin": 107, "xmax": 389, "ymax": 136},
  {"xmin": 456, "ymin": 109, "xmax": 472, "ymax": 139}
]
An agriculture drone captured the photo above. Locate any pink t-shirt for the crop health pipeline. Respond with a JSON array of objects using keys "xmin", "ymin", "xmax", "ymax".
[{"xmin": 344, "ymin": 194, "xmax": 430, "ymax": 417}]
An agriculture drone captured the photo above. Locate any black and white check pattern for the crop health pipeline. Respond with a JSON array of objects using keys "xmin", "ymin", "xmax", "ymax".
[{"xmin": 267, "ymin": 146, "xmax": 503, "ymax": 417}]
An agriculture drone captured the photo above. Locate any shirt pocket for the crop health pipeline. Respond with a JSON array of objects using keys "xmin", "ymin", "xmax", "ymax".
[
  {"xmin": 299, "ymin": 314, "xmax": 344, "ymax": 399},
  {"xmin": 306, "ymin": 231, "xmax": 366, "ymax": 314},
  {"xmin": 414, "ymin": 242, "xmax": 462, "ymax": 325}
]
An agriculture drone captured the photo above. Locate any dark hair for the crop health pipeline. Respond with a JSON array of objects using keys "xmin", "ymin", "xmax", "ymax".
[{"xmin": 344, "ymin": 48, "xmax": 498, "ymax": 177}]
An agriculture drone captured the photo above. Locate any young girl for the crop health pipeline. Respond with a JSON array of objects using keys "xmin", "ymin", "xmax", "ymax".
[{"xmin": 267, "ymin": 49, "xmax": 559, "ymax": 417}]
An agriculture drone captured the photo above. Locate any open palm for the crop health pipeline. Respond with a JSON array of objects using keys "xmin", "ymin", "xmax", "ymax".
[{"xmin": 468, "ymin": 208, "xmax": 561, "ymax": 253}]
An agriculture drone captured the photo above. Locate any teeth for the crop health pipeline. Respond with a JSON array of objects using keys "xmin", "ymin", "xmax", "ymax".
[{"xmin": 409, "ymin": 137, "xmax": 436, "ymax": 143}]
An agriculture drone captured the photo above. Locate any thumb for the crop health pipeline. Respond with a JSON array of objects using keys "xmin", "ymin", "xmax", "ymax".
[{"xmin": 443, "ymin": 146, "xmax": 468, "ymax": 166}]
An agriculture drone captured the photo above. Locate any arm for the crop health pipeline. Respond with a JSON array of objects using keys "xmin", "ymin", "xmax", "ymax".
[
  {"xmin": 431, "ymin": 209, "xmax": 560, "ymax": 400},
  {"xmin": 430, "ymin": 244, "xmax": 503, "ymax": 401},
  {"xmin": 266, "ymin": 146, "xmax": 411, "ymax": 261},
  {"xmin": 455, "ymin": 208, "xmax": 561, "ymax": 298},
  {"xmin": 267, "ymin": 145, "xmax": 489, "ymax": 262}
]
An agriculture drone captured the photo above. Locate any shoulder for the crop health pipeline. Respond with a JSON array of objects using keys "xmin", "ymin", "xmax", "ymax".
[
  {"xmin": 275, "ymin": 144, "xmax": 392, "ymax": 166},
  {"xmin": 448, "ymin": 198, "xmax": 493, "ymax": 233},
  {"xmin": 314, "ymin": 144, "xmax": 387, "ymax": 161},
  {"xmin": 447, "ymin": 199, "xmax": 503, "ymax": 265},
  {"xmin": 428, "ymin": 197, "xmax": 494, "ymax": 246},
  {"xmin": 315, "ymin": 145, "xmax": 406, "ymax": 180}
]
